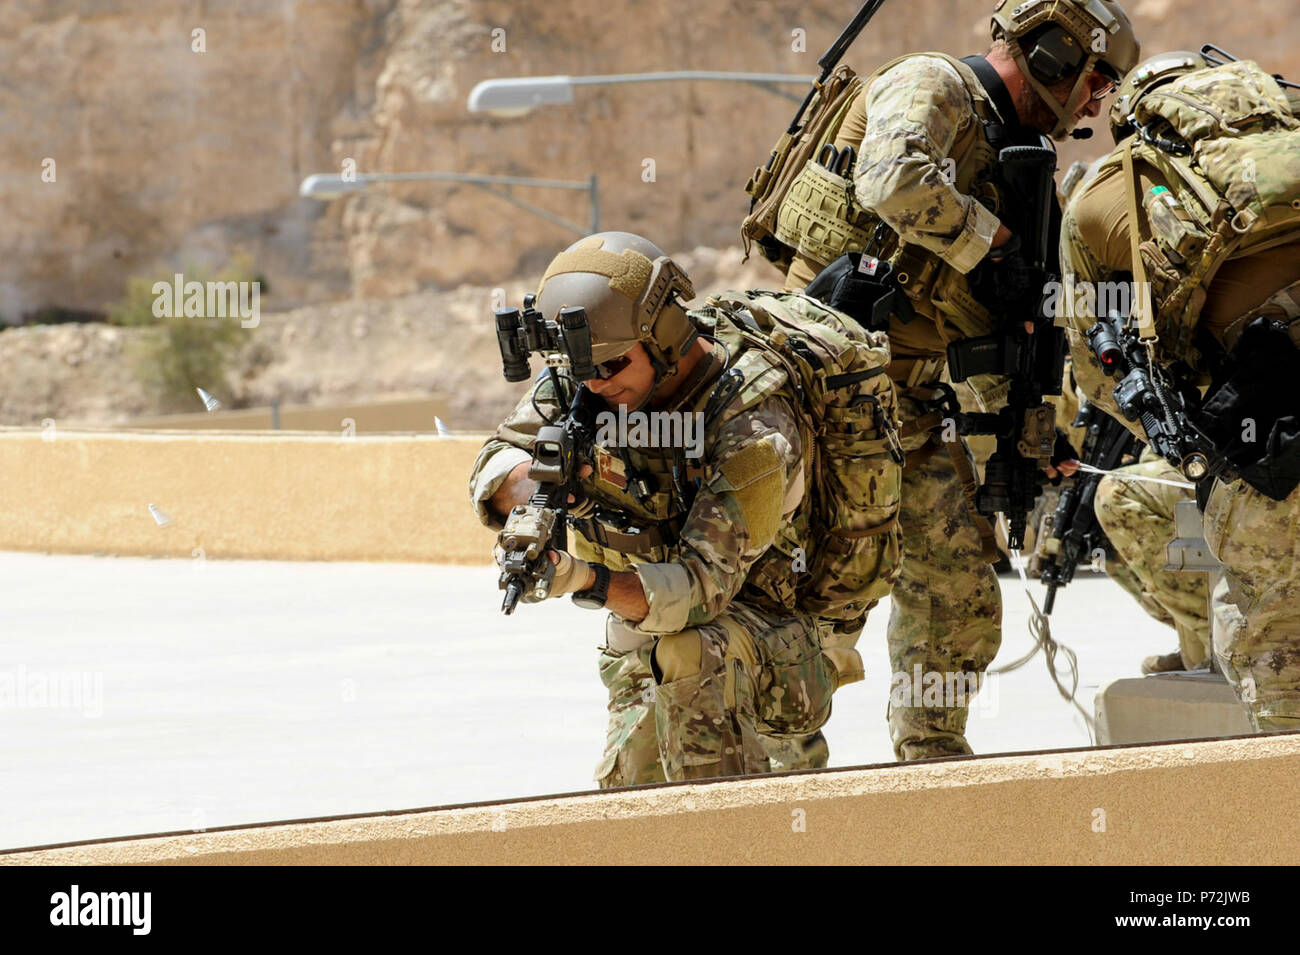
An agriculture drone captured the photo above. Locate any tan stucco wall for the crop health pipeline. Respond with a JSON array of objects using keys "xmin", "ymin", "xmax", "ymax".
[
  {"xmin": 5, "ymin": 735, "xmax": 1298, "ymax": 865},
  {"xmin": 0, "ymin": 430, "xmax": 495, "ymax": 564}
]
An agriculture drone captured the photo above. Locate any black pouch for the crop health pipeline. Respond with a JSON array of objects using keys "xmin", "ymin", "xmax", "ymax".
[
  {"xmin": 1196, "ymin": 318, "xmax": 1300, "ymax": 501},
  {"xmin": 804, "ymin": 252, "xmax": 901, "ymax": 332}
]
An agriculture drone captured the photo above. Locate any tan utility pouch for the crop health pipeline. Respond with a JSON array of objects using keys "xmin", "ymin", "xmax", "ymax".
[
  {"xmin": 774, "ymin": 160, "xmax": 877, "ymax": 266},
  {"xmin": 741, "ymin": 64, "xmax": 864, "ymax": 271}
]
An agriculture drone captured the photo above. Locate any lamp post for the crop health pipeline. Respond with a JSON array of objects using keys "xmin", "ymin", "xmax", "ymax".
[
  {"xmin": 467, "ymin": 71, "xmax": 816, "ymax": 115},
  {"xmin": 298, "ymin": 170, "xmax": 600, "ymax": 236}
]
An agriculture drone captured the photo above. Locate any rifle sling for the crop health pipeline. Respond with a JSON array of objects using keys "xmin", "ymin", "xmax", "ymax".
[
  {"xmin": 961, "ymin": 54, "xmax": 1021, "ymax": 142},
  {"xmin": 1122, "ymin": 140, "xmax": 1157, "ymax": 340}
]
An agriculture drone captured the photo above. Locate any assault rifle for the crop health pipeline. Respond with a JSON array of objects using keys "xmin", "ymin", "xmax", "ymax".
[
  {"xmin": 493, "ymin": 297, "xmax": 600, "ymax": 615},
  {"xmin": 1086, "ymin": 309, "xmax": 1238, "ymax": 487},
  {"xmin": 946, "ymin": 141, "xmax": 1068, "ymax": 549},
  {"xmin": 1039, "ymin": 400, "xmax": 1143, "ymax": 614}
]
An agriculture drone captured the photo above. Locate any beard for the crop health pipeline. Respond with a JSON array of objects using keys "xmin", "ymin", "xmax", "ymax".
[{"xmin": 1015, "ymin": 74, "xmax": 1081, "ymax": 136}]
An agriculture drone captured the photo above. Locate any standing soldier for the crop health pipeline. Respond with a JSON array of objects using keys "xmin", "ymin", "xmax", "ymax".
[
  {"xmin": 1063, "ymin": 49, "xmax": 1300, "ymax": 731},
  {"xmin": 749, "ymin": 0, "xmax": 1139, "ymax": 760}
]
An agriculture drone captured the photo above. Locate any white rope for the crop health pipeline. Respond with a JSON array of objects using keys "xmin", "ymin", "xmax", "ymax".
[
  {"xmin": 1075, "ymin": 461, "xmax": 1194, "ymax": 489},
  {"xmin": 989, "ymin": 515, "xmax": 1096, "ymax": 741}
]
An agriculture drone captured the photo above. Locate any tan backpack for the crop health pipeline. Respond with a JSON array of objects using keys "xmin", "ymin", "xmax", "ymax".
[
  {"xmin": 1122, "ymin": 59, "xmax": 1300, "ymax": 359},
  {"xmin": 693, "ymin": 290, "xmax": 903, "ymax": 625}
]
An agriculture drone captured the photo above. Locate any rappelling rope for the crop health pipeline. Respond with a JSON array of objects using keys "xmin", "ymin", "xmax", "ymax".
[
  {"xmin": 1076, "ymin": 461, "xmax": 1195, "ymax": 489},
  {"xmin": 989, "ymin": 515, "xmax": 1096, "ymax": 741}
]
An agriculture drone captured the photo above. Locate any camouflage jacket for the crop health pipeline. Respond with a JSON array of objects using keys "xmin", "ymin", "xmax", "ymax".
[
  {"xmin": 852, "ymin": 54, "xmax": 1004, "ymax": 282},
  {"xmin": 469, "ymin": 319, "xmax": 809, "ymax": 637},
  {"xmin": 848, "ymin": 53, "xmax": 1014, "ymax": 406}
]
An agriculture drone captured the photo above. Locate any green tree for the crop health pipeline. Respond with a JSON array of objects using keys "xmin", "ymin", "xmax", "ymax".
[{"xmin": 110, "ymin": 257, "xmax": 261, "ymax": 413}]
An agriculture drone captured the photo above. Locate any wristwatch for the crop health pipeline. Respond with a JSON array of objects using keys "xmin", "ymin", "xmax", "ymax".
[{"xmin": 572, "ymin": 564, "xmax": 611, "ymax": 610}]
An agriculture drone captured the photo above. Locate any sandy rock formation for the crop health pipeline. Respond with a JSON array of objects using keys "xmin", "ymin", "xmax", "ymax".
[{"xmin": 8, "ymin": 0, "xmax": 1293, "ymax": 320}]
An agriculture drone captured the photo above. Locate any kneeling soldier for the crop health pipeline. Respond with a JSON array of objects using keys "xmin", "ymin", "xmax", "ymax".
[{"xmin": 469, "ymin": 232, "xmax": 902, "ymax": 784}]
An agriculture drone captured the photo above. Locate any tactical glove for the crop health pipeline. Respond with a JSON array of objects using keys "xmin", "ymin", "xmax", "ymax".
[
  {"xmin": 1047, "ymin": 428, "xmax": 1081, "ymax": 486},
  {"xmin": 973, "ymin": 236, "xmax": 1047, "ymax": 321},
  {"xmin": 518, "ymin": 550, "xmax": 593, "ymax": 603}
]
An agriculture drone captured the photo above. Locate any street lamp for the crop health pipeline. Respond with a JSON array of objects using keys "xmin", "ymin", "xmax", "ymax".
[
  {"xmin": 467, "ymin": 71, "xmax": 816, "ymax": 115},
  {"xmin": 299, "ymin": 170, "xmax": 600, "ymax": 236}
]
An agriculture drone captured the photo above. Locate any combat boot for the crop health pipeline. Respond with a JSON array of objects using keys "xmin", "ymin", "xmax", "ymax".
[
  {"xmin": 1141, "ymin": 650, "xmax": 1186, "ymax": 675},
  {"xmin": 889, "ymin": 705, "xmax": 976, "ymax": 761}
]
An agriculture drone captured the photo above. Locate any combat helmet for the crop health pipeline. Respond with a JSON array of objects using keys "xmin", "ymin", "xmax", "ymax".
[
  {"xmin": 535, "ymin": 232, "xmax": 697, "ymax": 378},
  {"xmin": 1109, "ymin": 50, "xmax": 1211, "ymax": 143},
  {"xmin": 991, "ymin": 0, "xmax": 1141, "ymax": 140}
]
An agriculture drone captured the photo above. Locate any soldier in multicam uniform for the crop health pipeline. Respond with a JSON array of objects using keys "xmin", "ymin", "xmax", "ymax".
[
  {"xmin": 468, "ymin": 232, "xmax": 901, "ymax": 785},
  {"xmin": 773, "ymin": 0, "xmax": 1139, "ymax": 759},
  {"xmin": 1063, "ymin": 50, "xmax": 1300, "ymax": 732},
  {"xmin": 1059, "ymin": 151, "xmax": 1211, "ymax": 675}
]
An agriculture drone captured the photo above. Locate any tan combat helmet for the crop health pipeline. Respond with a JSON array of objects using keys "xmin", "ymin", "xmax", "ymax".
[
  {"xmin": 991, "ymin": 0, "xmax": 1141, "ymax": 140},
  {"xmin": 1109, "ymin": 50, "xmax": 1211, "ymax": 143},
  {"xmin": 535, "ymin": 232, "xmax": 697, "ymax": 376}
]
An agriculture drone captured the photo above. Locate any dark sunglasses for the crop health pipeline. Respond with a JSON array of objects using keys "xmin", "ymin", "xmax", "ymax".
[
  {"xmin": 594, "ymin": 353, "xmax": 633, "ymax": 380},
  {"xmin": 1090, "ymin": 63, "xmax": 1121, "ymax": 100}
]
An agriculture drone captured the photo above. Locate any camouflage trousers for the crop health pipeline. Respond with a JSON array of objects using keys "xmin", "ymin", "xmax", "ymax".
[
  {"xmin": 1094, "ymin": 451, "xmax": 1211, "ymax": 667},
  {"xmin": 757, "ymin": 617, "xmax": 866, "ymax": 771},
  {"xmin": 883, "ymin": 391, "xmax": 1002, "ymax": 760},
  {"xmin": 1204, "ymin": 476, "xmax": 1300, "ymax": 732},
  {"xmin": 595, "ymin": 603, "xmax": 836, "ymax": 788}
]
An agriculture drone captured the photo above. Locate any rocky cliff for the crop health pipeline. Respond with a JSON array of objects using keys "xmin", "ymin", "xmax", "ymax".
[{"xmin": 4, "ymin": 0, "xmax": 1297, "ymax": 427}]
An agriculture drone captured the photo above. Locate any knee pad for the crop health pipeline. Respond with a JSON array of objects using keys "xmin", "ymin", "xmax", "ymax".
[{"xmin": 652, "ymin": 629, "xmax": 703, "ymax": 683}]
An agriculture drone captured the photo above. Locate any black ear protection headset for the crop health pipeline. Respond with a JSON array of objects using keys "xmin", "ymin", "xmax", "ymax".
[{"xmin": 1023, "ymin": 23, "xmax": 1118, "ymax": 87}]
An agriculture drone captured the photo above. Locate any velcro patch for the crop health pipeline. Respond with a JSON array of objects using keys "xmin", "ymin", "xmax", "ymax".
[
  {"xmin": 539, "ymin": 239, "xmax": 653, "ymax": 301},
  {"xmin": 717, "ymin": 441, "xmax": 784, "ymax": 546}
]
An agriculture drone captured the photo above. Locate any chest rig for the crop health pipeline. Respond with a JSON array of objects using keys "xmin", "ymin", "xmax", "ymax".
[{"xmin": 566, "ymin": 331, "xmax": 793, "ymax": 572}]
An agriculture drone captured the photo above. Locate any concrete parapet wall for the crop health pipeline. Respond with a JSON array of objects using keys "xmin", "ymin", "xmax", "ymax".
[
  {"xmin": 5, "ymin": 735, "xmax": 1299, "ymax": 865},
  {"xmin": 0, "ymin": 429, "xmax": 495, "ymax": 564}
]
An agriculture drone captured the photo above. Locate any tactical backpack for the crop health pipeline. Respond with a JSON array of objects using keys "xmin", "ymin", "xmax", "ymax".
[
  {"xmin": 694, "ymin": 290, "xmax": 904, "ymax": 627},
  {"xmin": 1122, "ymin": 59, "xmax": 1300, "ymax": 361}
]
